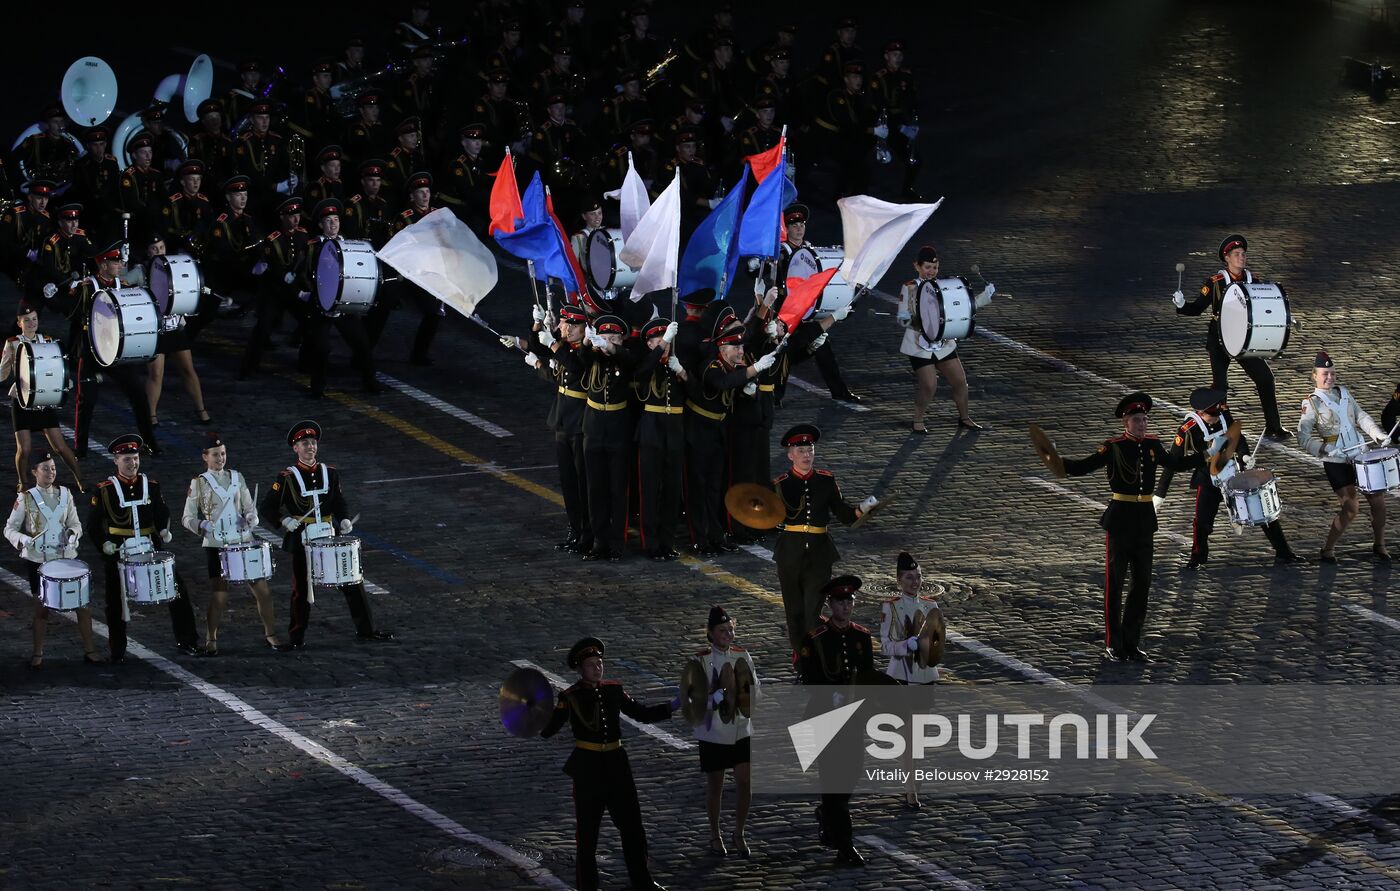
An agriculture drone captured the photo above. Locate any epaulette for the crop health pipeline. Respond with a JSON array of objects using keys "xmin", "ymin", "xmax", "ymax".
[
  {"xmin": 216, "ymin": 213, "xmax": 228, "ymax": 222},
  {"xmin": 773, "ymin": 472, "xmax": 789, "ymax": 483},
  {"xmin": 400, "ymin": 209, "xmax": 414, "ymax": 219},
  {"xmin": 731, "ymin": 645, "xmax": 747, "ymax": 653},
  {"xmin": 815, "ymin": 469, "xmax": 834, "ymax": 477},
  {"xmin": 1209, "ymin": 272, "xmax": 1225, "ymax": 282},
  {"xmin": 46, "ymin": 233, "xmax": 59, "ymax": 244},
  {"xmin": 239, "ymin": 131, "xmax": 254, "ymax": 141},
  {"xmin": 808, "ymin": 624, "xmax": 829, "ymax": 638},
  {"xmin": 1179, "ymin": 417, "xmax": 1198, "ymax": 431},
  {"xmin": 95, "ymin": 479, "xmax": 114, "ymax": 489},
  {"xmin": 196, "ymin": 193, "xmax": 207, "ymax": 201},
  {"xmin": 600, "ymin": 679, "xmax": 622, "ymax": 686},
  {"xmin": 74, "ymin": 228, "xmax": 85, "ymax": 236},
  {"xmin": 850, "ymin": 621, "xmax": 870, "ymax": 633},
  {"xmin": 5, "ymin": 335, "xmax": 18, "ymax": 343},
  {"xmin": 170, "ymin": 192, "xmax": 182, "ymax": 202},
  {"xmin": 268, "ymin": 230, "xmax": 281, "ymax": 240},
  {"xmin": 349, "ymin": 194, "xmax": 362, "ymax": 204}
]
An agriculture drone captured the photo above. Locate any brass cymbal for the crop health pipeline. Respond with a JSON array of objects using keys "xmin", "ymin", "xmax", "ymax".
[
  {"xmin": 718, "ymin": 662, "xmax": 737, "ymax": 723},
  {"xmin": 680, "ymin": 659, "xmax": 710, "ymax": 726},
  {"xmin": 917, "ymin": 608, "xmax": 947, "ymax": 670},
  {"xmin": 499, "ymin": 667, "xmax": 556, "ymax": 738},
  {"xmin": 724, "ymin": 483, "xmax": 784, "ymax": 530},
  {"xmin": 1029, "ymin": 423, "xmax": 1066, "ymax": 479},
  {"xmin": 851, "ymin": 493, "xmax": 895, "ymax": 529},
  {"xmin": 734, "ymin": 658, "xmax": 755, "ymax": 718},
  {"xmin": 1211, "ymin": 420, "xmax": 1242, "ymax": 476}
]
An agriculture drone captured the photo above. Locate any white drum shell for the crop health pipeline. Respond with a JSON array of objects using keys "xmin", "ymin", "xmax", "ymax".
[
  {"xmin": 18, "ymin": 341, "xmax": 67, "ymax": 408},
  {"xmin": 1355, "ymin": 448, "xmax": 1400, "ymax": 494},
  {"xmin": 38, "ymin": 558, "xmax": 91, "ymax": 611},
  {"xmin": 1220, "ymin": 282, "xmax": 1291, "ymax": 359},
  {"xmin": 219, "ymin": 541, "xmax": 274, "ymax": 582},
  {"xmin": 1224, "ymin": 471, "xmax": 1282, "ymax": 526},
  {"xmin": 120, "ymin": 551, "xmax": 178, "ymax": 603},
  {"xmin": 149, "ymin": 254, "xmax": 203, "ymax": 316},
  {"xmin": 586, "ymin": 228, "xmax": 637, "ymax": 291},
  {"xmin": 90, "ymin": 287, "xmax": 160, "ymax": 367},
  {"xmin": 918, "ymin": 277, "xmax": 977, "ymax": 342},
  {"xmin": 786, "ymin": 246, "xmax": 856, "ymax": 319},
  {"xmin": 308, "ymin": 536, "xmax": 363, "ymax": 585},
  {"xmin": 316, "ymin": 240, "xmax": 380, "ymax": 315}
]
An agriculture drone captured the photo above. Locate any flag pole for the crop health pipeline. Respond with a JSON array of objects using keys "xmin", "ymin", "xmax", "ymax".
[{"xmin": 526, "ymin": 259, "xmax": 543, "ymax": 310}]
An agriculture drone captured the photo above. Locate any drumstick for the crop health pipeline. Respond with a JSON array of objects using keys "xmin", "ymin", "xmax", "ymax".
[
  {"xmin": 1385, "ymin": 421, "xmax": 1398, "ymax": 443},
  {"xmin": 1175, "ymin": 262, "xmax": 1185, "ymax": 292},
  {"xmin": 970, "ymin": 263, "xmax": 986, "ymax": 285}
]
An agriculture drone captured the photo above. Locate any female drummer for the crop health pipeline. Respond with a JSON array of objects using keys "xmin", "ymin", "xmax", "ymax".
[
  {"xmin": 896, "ymin": 245, "xmax": 995, "ymax": 433},
  {"xmin": 181, "ymin": 434, "xmax": 290, "ymax": 654},
  {"xmin": 142, "ymin": 235, "xmax": 212, "ymax": 428},
  {"xmin": 1298, "ymin": 351, "xmax": 1391, "ymax": 562},
  {"xmin": 689, "ymin": 606, "xmax": 758, "ymax": 858},
  {"xmin": 3, "ymin": 451, "xmax": 99, "ymax": 667},
  {"xmin": 1, "ymin": 302, "xmax": 85, "ymax": 492}
]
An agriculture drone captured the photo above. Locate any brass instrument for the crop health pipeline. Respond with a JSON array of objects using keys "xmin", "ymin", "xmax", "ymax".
[
  {"xmin": 643, "ymin": 49, "xmax": 679, "ymax": 92},
  {"xmin": 514, "ymin": 99, "xmax": 533, "ymax": 150},
  {"xmin": 288, "ymin": 134, "xmax": 306, "ymax": 191},
  {"xmin": 873, "ymin": 109, "xmax": 892, "ymax": 165},
  {"xmin": 907, "ymin": 112, "xmax": 920, "ymax": 165}
]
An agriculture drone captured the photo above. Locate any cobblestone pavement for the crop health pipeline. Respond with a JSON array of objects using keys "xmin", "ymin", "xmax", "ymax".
[{"xmin": 6, "ymin": 2, "xmax": 1400, "ymax": 889}]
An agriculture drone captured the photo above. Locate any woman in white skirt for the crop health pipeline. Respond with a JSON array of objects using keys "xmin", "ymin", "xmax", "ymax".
[{"xmin": 689, "ymin": 605, "xmax": 759, "ymax": 858}]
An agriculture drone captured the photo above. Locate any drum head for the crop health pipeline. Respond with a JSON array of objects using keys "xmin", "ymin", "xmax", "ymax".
[
  {"xmin": 17, "ymin": 342, "xmax": 35, "ymax": 407},
  {"xmin": 40, "ymin": 558, "xmax": 88, "ymax": 579},
  {"xmin": 1219, "ymin": 282, "xmax": 1249, "ymax": 356},
  {"xmin": 1226, "ymin": 469, "xmax": 1274, "ymax": 492},
  {"xmin": 787, "ymin": 246, "xmax": 821, "ymax": 280},
  {"xmin": 1363, "ymin": 447, "xmax": 1400, "ymax": 463},
  {"xmin": 586, "ymin": 229, "xmax": 618, "ymax": 291},
  {"xmin": 149, "ymin": 256, "xmax": 173, "ymax": 313},
  {"xmin": 916, "ymin": 280, "xmax": 944, "ymax": 343},
  {"xmin": 315, "ymin": 239, "xmax": 345, "ymax": 312},
  {"xmin": 89, "ymin": 291, "xmax": 122, "ymax": 366}
]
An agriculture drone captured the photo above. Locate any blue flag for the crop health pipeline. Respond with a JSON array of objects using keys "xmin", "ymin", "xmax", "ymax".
[
  {"xmin": 677, "ymin": 167, "xmax": 748, "ymax": 297},
  {"xmin": 494, "ymin": 174, "xmax": 559, "ymax": 279},
  {"xmin": 734, "ymin": 151, "xmax": 786, "ymax": 262}
]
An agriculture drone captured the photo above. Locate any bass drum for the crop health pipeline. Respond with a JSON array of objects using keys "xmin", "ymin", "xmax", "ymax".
[
  {"xmin": 785, "ymin": 245, "xmax": 855, "ymax": 319},
  {"xmin": 148, "ymin": 254, "xmax": 203, "ymax": 316},
  {"xmin": 1220, "ymin": 282, "xmax": 1291, "ymax": 359},
  {"xmin": 315, "ymin": 238, "xmax": 379, "ymax": 315},
  {"xmin": 89, "ymin": 287, "xmax": 160, "ymax": 367},
  {"xmin": 18, "ymin": 340, "xmax": 68, "ymax": 408},
  {"xmin": 918, "ymin": 277, "xmax": 976, "ymax": 343},
  {"xmin": 586, "ymin": 228, "xmax": 637, "ymax": 292}
]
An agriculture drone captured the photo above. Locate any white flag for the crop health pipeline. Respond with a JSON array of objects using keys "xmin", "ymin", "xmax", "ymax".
[
  {"xmin": 617, "ymin": 151, "xmax": 651, "ymax": 242},
  {"xmin": 618, "ymin": 171, "xmax": 681, "ymax": 295},
  {"xmin": 837, "ymin": 195, "xmax": 944, "ymax": 289},
  {"xmin": 376, "ymin": 208, "xmax": 499, "ymax": 316}
]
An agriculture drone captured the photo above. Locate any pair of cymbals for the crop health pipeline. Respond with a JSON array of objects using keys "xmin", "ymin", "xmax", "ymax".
[
  {"xmin": 725, "ymin": 483, "xmax": 784, "ymax": 530},
  {"xmin": 917, "ymin": 608, "xmax": 946, "ymax": 669},
  {"xmin": 680, "ymin": 658, "xmax": 755, "ymax": 725},
  {"xmin": 1028, "ymin": 423, "xmax": 1067, "ymax": 479}
]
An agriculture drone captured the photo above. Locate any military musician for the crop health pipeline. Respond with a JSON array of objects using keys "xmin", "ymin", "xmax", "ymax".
[
  {"xmin": 3, "ymin": 301, "xmax": 85, "ymax": 490},
  {"xmin": 690, "ymin": 605, "xmax": 757, "ymax": 858}
]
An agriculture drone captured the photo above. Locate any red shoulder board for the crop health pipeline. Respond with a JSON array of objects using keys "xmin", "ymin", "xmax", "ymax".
[
  {"xmin": 6, "ymin": 335, "xmax": 18, "ymax": 342},
  {"xmin": 216, "ymin": 213, "xmax": 228, "ymax": 222},
  {"xmin": 731, "ymin": 645, "xmax": 747, "ymax": 653},
  {"xmin": 773, "ymin": 472, "xmax": 789, "ymax": 483},
  {"xmin": 96, "ymin": 479, "xmax": 114, "ymax": 489},
  {"xmin": 850, "ymin": 621, "xmax": 870, "ymax": 633},
  {"xmin": 808, "ymin": 625, "xmax": 828, "ymax": 638},
  {"xmin": 400, "ymin": 210, "xmax": 413, "ymax": 219},
  {"xmin": 170, "ymin": 193, "xmax": 182, "ymax": 202},
  {"xmin": 75, "ymin": 228, "xmax": 85, "ymax": 236},
  {"xmin": 268, "ymin": 230, "xmax": 281, "ymax": 240},
  {"xmin": 46, "ymin": 233, "xmax": 59, "ymax": 244},
  {"xmin": 349, "ymin": 195, "xmax": 361, "ymax": 204},
  {"xmin": 600, "ymin": 679, "xmax": 622, "ymax": 687},
  {"xmin": 815, "ymin": 469, "xmax": 834, "ymax": 477}
]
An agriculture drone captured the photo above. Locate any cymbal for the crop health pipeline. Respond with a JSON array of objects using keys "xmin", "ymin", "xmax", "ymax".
[
  {"xmin": 499, "ymin": 667, "xmax": 556, "ymax": 738},
  {"xmin": 851, "ymin": 493, "xmax": 895, "ymax": 529},
  {"xmin": 680, "ymin": 659, "xmax": 709, "ymax": 726},
  {"xmin": 718, "ymin": 662, "xmax": 737, "ymax": 723},
  {"xmin": 1211, "ymin": 421, "xmax": 1242, "ymax": 476},
  {"xmin": 734, "ymin": 658, "xmax": 755, "ymax": 718},
  {"xmin": 1029, "ymin": 423, "xmax": 1066, "ymax": 479},
  {"xmin": 917, "ymin": 608, "xmax": 947, "ymax": 670},
  {"xmin": 724, "ymin": 483, "xmax": 784, "ymax": 530}
]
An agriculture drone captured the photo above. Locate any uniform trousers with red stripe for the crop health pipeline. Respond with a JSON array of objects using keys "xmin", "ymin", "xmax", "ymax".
[{"xmin": 1104, "ymin": 530, "xmax": 1154, "ymax": 654}]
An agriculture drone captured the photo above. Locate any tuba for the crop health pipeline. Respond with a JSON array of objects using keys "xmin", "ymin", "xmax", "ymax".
[{"xmin": 62, "ymin": 57, "xmax": 119, "ymax": 127}]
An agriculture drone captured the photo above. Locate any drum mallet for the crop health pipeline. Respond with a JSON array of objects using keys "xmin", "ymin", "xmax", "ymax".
[
  {"xmin": 970, "ymin": 263, "xmax": 1011, "ymax": 299},
  {"xmin": 1175, "ymin": 262, "xmax": 1185, "ymax": 293}
]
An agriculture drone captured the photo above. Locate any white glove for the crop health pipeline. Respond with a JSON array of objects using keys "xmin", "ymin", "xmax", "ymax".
[
  {"xmin": 897, "ymin": 310, "xmax": 911, "ymax": 324},
  {"xmin": 1206, "ymin": 436, "xmax": 1224, "ymax": 457},
  {"xmin": 297, "ymin": 290, "xmax": 312, "ymax": 302},
  {"xmin": 752, "ymin": 352, "xmax": 778, "ymax": 372},
  {"xmin": 283, "ymin": 271, "xmax": 295, "ymax": 285},
  {"xmin": 158, "ymin": 529, "xmax": 172, "ymax": 544},
  {"xmin": 524, "ymin": 351, "xmax": 541, "ymax": 369},
  {"xmin": 1152, "ymin": 495, "xmax": 1165, "ymax": 513},
  {"xmin": 662, "ymin": 321, "xmax": 679, "ymax": 344},
  {"xmin": 587, "ymin": 332, "xmax": 609, "ymax": 350},
  {"xmin": 537, "ymin": 329, "xmax": 556, "ymax": 347},
  {"xmin": 858, "ymin": 495, "xmax": 878, "ymax": 512},
  {"xmin": 199, "ymin": 520, "xmax": 213, "ymax": 534},
  {"xmin": 25, "ymin": 249, "xmax": 37, "ymax": 263},
  {"xmin": 339, "ymin": 519, "xmax": 353, "ymax": 534},
  {"xmin": 16, "ymin": 533, "xmax": 33, "ymax": 549},
  {"xmin": 831, "ymin": 304, "xmax": 853, "ymax": 321},
  {"xmin": 746, "ymin": 257, "xmax": 761, "ymax": 274},
  {"xmin": 1171, "ymin": 290, "xmax": 1186, "ymax": 309},
  {"xmin": 810, "ymin": 333, "xmax": 828, "ymax": 350},
  {"xmin": 532, "ymin": 304, "xmax": 546, "ymax": 323},
  {"xmin": 548, "ymin": 359, "xmax": 559, "ymax": 372},
  {"xmin": 905, "ymin": 637, "xmax": 919, "ymax": 653},
  {"xmin": 67, "ymin": 529, "xmax": 79, "ymax": 546},
  {"xmin": 239, "ymin": 516, "xmax": 253, "ymax": 531},
  {"xmin": 900, "ymin": 124, "xmax": 919, "ymax": 139},
  {"xmin": 979, "ymin": 283, "xmax": 996, "ymax": 300},
  {"xmin": 743, "ymin": 381, "xmax": 757, "ymax": 396},
  {"xmin": 102, "ymin": 541, "xmax": 118, "ymax": 555},
  {"xmin": 832, "ymin": 691, "xmax": 845, "ymax": 707},
  {"xmin": 873, "ymin": 124, "xmax": 889, "ymax": 139},
  {"xmin": 707, "ymin": 198, "xmax": 722, "ymax": 209},
  {"xmin": 720, "ymin": 116, "xmax": 734, "ymax": 133},
  {"xmin": 250, "ymin": 261, "xmax": 267, "ymax": 276},
  {"xmin": 710, "ymin": 689, "xmax": 725, "ymax": 706},
  {"xmin": 275, "ymin": 178, "xmax": 293, "ymax": 194},
  {"xmin": 765, "ymin": 319, "xmax": 780, "ymax": 338},
  {"xmin": 764, "ymin": 287, "xmax": 781, "ymax": 308},
  {"xmin": 281, "ymin": 517, "xmax": 301, "ymax": 532},
  {"xmin": 666, "ymin": 354, "xmax": 683, "ymax": 374},
  {"xmin": 42, "ymin": 282, "xmax": 57, "ymax": 300},
  {"xmin": 499, "ymin": 334, "xmax": 516, "ymax": 348},
  {"xmin": 1243, "ymin": 454, "xmax": 1256, "ymax": 470}
]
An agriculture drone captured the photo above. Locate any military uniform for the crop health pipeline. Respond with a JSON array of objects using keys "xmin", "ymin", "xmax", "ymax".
[
  {"xmin": 880, "ymin": 590, "xmax": 941, "ymax": 684},
  {"xmin": 187, "ymin": 108, "xmax": 237, "ymax": 186},
  {"xmin": 1062, "ymin": 393, "xmax": 1204, "ymax": 660},
  {"xmin": 301, "ymin": 226, "xmax": 379, "ymax": 398},
  {"xmin": 116, "ymin": 141, "xmax": 166, "ymax": 246},
  {"xmin": 258, "ymin": 421, "xmax": 391, "ymax": 647},
  {"xmin": 442, "ymin": 140, "xmax": 491, "ymax": 232},
  {"xmin": 537, "ymin": 305, "xmax": 592, "ymax": 553},
  {"xmin": 205, "ymin": 179, "xmax": 263, "ymax": 297},
  {"xmin": 868, "ymin": 44, "xmax": 921, "ymax": 196},
  {"xmin": 773, "ymin": 219, "xmax": 859, "ymax": 403},
  {"xmin": 0, "ymin": 199, "xmax": 54, "ymax": 284},
  {"xmin": 289, "ymin": 79, "xmax": 341, "ymax": 152},
  {"xmin": 87, "ymin": 437, "xmax": 200, "ymax": 661},
  {"xmin": 579, "ymin": 315, "xmax": 637, "ymax": 560},
  {"xmin": 157, "ymin": 169, "xmax": 215, "ymax": 253},
  {"xmin": 540, "ymin": 637, "xmax": 673, "ymax": 891},
  {"xmin": 36, "ymin": 207, "xmax": 90, "ymax": 295},
  {"xmin": 685, "ymin": 320, "xmax": 752, "ymax": 553},
  {"xmin": 233, "ymin": 123, "xmax": 291, "ymax": 217},
  {"xmin": 70, "ymin": 138, "xmax": 122, "ymax": 230},
  {"xmin": 633, "ymin": 319, "xmax": 686, "ymax": 560},
  {"xmin": 815, "ymin": 66, "xmax": 876, "ymax": 198},
  {"xmin": 239, "ymin": 197, "xmax": 308, "ymax": 379}
]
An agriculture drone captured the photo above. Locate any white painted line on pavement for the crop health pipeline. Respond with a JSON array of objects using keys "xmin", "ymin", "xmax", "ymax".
[
  {"xmin": 1024, "ymin": 476, "xmax": 1192, "ymax": 547},
  {"xmin": 511, "ymin": 658, "xmax": 695, "ymax": 751},
  {"xmin": 0, "ymin": 567, "xmax": 568, "ymax": 891},
  {"xmin": 785, "ymin": 374, "xmax": 872, "ymax": 412},
  {"xmin": 1345, "ymin": 603, "xmax": 1400, "ymax": 633},
  {"xmin": 364, "ymin": 464, "xmax": 554, "ymax": 485},
  {"xmin": 856, "ymin": 834, "xmax": 984, "ymax": 890},
  {"xmin": 375, "ymin": 373, "xmax": 514, "ymax": 438}
]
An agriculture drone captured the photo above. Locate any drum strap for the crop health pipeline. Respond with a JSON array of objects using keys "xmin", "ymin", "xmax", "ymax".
[
  {"xmin": 1312, "ymin": 388, "xmax": 1363, "ymax": 451},
  {"xmin": 108, "ymin": 475, "xmax": 152, "ymax": 551},
  {"xmin": 26, "ymin": 487, "xmax": 67, "ymax": 554},
  {"xmin": 289, "ymin": 465, "xmax": 330, "ymax": 547},
  {"xmin": 1216, "ymin": 269, "xmax": 1254, "ymax": 284},
  {"xmin": 201, "ymin": 470, "xmax": 243, "ymax": 543}
]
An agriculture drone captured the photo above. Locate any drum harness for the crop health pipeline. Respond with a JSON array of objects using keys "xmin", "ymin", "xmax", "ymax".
[
  {"xmin": 1210, "ymin": 268, "xmax": 1252, "ymax": 323},
  {"xmin": 200, "ymin": 470, "xmax": 246, "ymax": 545},
  {"xmin": 109, "ymin": 475, "xmax": 153, "ymax": 622},
  {"xmin": 1310, "ymin": 387, "xmax": 1364, "ymax": 458},
  {"xmin": 26, "ymin": 486, "xmax": 70, "ymax": 558},
  {"xmin": 290, "ymin": 463, "xmax": 331, "ymax": 604}
]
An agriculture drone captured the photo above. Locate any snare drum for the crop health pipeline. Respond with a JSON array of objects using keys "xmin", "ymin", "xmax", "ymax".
[
  {"xmin": 38, "ymin": 558, "xmax": 90, "ymax": 611},
  {"xmin": 89, "ymin": 287, "xmax": 160, "ymax": 367},
  {"xmin": 307, "ymin": 535, "xmax": 362, "ymax": 585},
  {"xmin": 1224, "ymin": 469, "xmax": 1282, "ymax": 526},
  {"xmin": 1354, "ymin": 447, "xmax": 1400, "ymax": 494},
  {"xmin": 219, "ymin": 541, "xmax": 274, "ymax": 582},
  {"xmin": 918, "ymin": 277, "xmax": 977, "ymax": 342},
  {"xmin": 1220, "ymin": 282, "xmax": 1291, "ymax": 359},
  {"xmin": 120, "ymin": 551, "xmax": 178, "ymax": 603},
  {"xmin": 315, "ymin": 238, "xmax": 380, "ymax": 315},
  {"xmin": 17, "ymin": 340, "xmax": 68, "ymax": 408},
  {"xmin": 586, "ymin": 228, "xmax": 637, "ymax": 292},
  {"xmin": 148, "ymin": 254, "xmax": 203, "ymax": 316}
]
